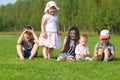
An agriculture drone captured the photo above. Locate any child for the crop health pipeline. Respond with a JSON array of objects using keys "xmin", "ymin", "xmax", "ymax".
[
  {"xmin": 57, "ymin": 26, "xmax": 80, "ymax": 61},
  {"xmin": 16, "ymin": 26, "xmax": 39, "ymax": 60},
  {"xmin": 94, "ymin": 29, "xmax": 115, "ymax": 62},
  {"xmin": 38, "ymin": 1, "xmax": 61, "ymax": 59},
  {"xmin": 75, "ymin": 34, "xmax": 92, "ymax": 61}
]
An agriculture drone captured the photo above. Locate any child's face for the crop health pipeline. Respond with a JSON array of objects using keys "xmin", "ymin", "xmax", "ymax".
[
  {"xmin": 48, "ymin": 6, "xmax": 57, "ymax": 15},
  {"xmin": 23, "ymin": 32, "xmax": 33, "ymax": 41},
  {"xmin": 79, "ymin": 37, "xmax": 87, "ymax": 46},
  {"xmin": 101, "ymin": 38, "xmax": 109, "ymax": 45},
  {"xmin": 69, "ymin": 30, "xmax": 76, "ymax": 40}
]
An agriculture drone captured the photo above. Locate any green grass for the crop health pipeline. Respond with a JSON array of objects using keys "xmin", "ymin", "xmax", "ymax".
[{"xmin": 0, "ymin": 32, "xmax": 120, "ymax": 80}]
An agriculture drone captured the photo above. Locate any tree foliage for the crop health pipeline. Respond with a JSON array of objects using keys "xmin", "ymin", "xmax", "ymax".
[{"xmin": 0, "ymin": 0, "xmax": 120, "ymax": 34}]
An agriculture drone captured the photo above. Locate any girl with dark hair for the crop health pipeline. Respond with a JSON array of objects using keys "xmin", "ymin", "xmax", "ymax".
[{"xmin": 57, "ymin": 26, "xmax": 80, "ymax": 61}]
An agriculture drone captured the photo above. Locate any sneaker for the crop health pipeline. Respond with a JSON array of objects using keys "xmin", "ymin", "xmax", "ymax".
[
  {"xmin": 85, "ymin": 57, "xmax": 92, "ymax": 61},
  {"xmin": 94, "ymin": 55, "xmax": 103, "ymax": 61},
  {"xmin": 103, "ymin": 58, "xmax": 108, "ymax": 62}
]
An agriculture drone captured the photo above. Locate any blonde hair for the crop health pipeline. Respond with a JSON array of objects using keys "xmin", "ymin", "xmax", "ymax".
[{"xmin": 80, "ymin": 34, "xmax": 88, "ymax": 40}]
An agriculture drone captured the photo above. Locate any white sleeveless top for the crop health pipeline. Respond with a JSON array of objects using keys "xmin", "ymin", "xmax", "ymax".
[
  {"xmin": 43, "ymin": 14, "xmax": 58, "ymax": 32},
  {"xmin": 67, "ymin": 39, "xmax": 75, "ymax": 55}
]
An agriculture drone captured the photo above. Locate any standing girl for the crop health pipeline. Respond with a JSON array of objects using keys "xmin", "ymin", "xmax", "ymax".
[
  {"xmin": 57, "ymin": 26, "xmax": 80, "ymax": 61},
  {"xmin": 39, "ymin": 1, "xmax": 61, "ymax": 59}
]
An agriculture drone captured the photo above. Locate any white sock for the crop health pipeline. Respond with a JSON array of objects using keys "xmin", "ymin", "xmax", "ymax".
[{"xmin": 103, "ymin": 57, "xmax": 108, "ymax": 62}]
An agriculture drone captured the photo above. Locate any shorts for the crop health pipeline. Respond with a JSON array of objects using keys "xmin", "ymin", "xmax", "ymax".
[
  {"xmin": 17, "ymin": 50, "xmax": 38, "ymax": 58},
  {"xmin": 17, "ymin": 50, "xmax": 31, "ymax": 58}
]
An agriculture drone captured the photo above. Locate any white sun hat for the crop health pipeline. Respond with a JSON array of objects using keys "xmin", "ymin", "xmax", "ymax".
[
  {"xmin": 100, "ymin": 29, "xmax": 110, "ymax": 39},
  {"xmin": 44, "ymin": 1, "xmax": 60, "ymax": 13}
]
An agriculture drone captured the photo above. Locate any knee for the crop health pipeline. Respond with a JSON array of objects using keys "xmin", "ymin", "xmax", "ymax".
[
  {"xmin": 104, "ymin": 48, "xmax": 109, "ymax": 53},
  {"xmin": 98, "ymin": 48, "xmax": 104, "ymax": 54}
]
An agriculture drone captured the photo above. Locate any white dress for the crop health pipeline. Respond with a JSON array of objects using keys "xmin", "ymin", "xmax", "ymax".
[{"xmin": 39, "ymin": 14, "xmax": 61, "ymax": 48}]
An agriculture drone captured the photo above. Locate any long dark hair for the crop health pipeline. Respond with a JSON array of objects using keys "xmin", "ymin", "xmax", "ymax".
[{"xmin": 61, "ymin": 26, "xmax": 80, "ymax": 53}]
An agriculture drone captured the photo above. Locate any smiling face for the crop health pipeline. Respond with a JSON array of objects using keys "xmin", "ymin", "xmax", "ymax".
[
  {"xmin": 69, "ymin": 30, "xmax": 76, "ymax": 40},
  {"xmin": 48, "ymin": 6, "xmax": 57, "ymax": 15},
  {"xmin": 100, "ymin": 38, "xmax": 109, "ymax": 45}
]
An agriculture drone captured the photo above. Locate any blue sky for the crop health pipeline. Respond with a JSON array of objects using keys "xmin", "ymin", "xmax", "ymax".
[{"xmin": 0, "ymin": 0, "xmax": 16, "ymax": 5}]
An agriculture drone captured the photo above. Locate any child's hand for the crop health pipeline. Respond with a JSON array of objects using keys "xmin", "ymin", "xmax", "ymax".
[
  {"xmin": 79, "ymin": 53, "xmax": 85, "ymax": 57},
  {"xmin": 22, "ymin": 29, "xmax": 28, "ymax": 34},
  {"xmin": 57, "ymin": 31, "xmax": 62, "ymax": 35},
  {"xmin": 84, "ymin": 53, "xmax": 89, "ymax": 57},
  {"xmin": 80, "ymin": 53, "xmax": 88, "ymax": 57},
  {"xmin": 28, "ymin": 29, "xmax": 34, "ymax": 34},
  {"xmin": 42, "ymin": 32, "xmax": 47, "ymax": 38}
]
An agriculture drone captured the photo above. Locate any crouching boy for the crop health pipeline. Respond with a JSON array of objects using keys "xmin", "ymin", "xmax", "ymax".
[
  {"xmin": 94, "ymin": 29, "xmax": 115, "ymax": 62},
  {"xmin": 16, "ymin": 26, "xmax": 39, "ymax": 60}
]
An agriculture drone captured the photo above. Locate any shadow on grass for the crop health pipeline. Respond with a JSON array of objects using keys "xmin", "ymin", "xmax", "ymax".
[
  {"xmin": 113, "ymin": 57, "xmax": 120, "ymax": 61},
  {"xmin": 35, "ymin": 55, "xmax": 43, "ymax": 58},
  {"xmin": 35, "ymin": 55, "xmax": 57, "ymax": 59}
]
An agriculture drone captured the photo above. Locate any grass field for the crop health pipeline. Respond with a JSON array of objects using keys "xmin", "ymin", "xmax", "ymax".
[{"xmin": 0, "ymin": 32, "xmax": 120, "ymax": 80}]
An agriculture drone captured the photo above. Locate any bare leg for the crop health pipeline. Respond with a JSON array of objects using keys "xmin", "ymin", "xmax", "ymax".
[
  {"xmin": 57, "ymin": 57, "xmax": 66, "ymax": 61},
  {"xmin": 16, "ymin": 45, "xmax": 25, "ymax": 60},
  {"xmin": 43, "ymin": 46, "xmax": 48, "ymax": 59},
  {"xmin": 48, "ymin": 48, "xmax": 54, "ymax": 59},
  {"xmin": 67, "ymin": 57, "xmax": 74, "ymax": 62},
  {"xmin": 98, "ymin": 48, "xmax": 104, "ymax": 56},
  {"xmin": 29, "ymin": 43, "xmax": 39, "ymax": 59},
  {"xmin": 103, "ymin": 48, "xmax": 110, "ymax": 61}
]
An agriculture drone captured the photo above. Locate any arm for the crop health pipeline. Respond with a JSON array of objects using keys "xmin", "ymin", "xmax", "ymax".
[
  {"xmin": 16, "ymin": 30, "xmax": 27, "ymax": 60},
  {"xmin": 108, "ymin": 44, "xmax": 115, "ymax": 60},
  {"xmin": 56, "ymin": 15, "xmax": 60, "ymax": 35},
  {"xmin": 29, "ymin": 30, "xmax": 38, "ymax": 44},
  {"xmin": 61, "ymin": 36, "xmax": 67, "ymax": 51},
  {"xmin": 94, "ymin": 50, "xmax": 98, "ymax": 57},
  {"xmin": 76, "ymin": 46, "xmax": 89, "ymax": 57},
  {"xmin": 79, "ymin": 52, "xmax": 89, "ymax": 57},
  {"xmin": 75, "ymin": 45, "xmax": 80, "ymax": 55},
  {"xmin": 83, "ymin": 47, "xmax": 90, "ymax": 57},
  {"xmin": 57, "ymin": 23, "xmax": 61, "ymax": 35},
  {"xmin": 109, "ymin": 52, "xmax": 115, "ymax": 60},
  {"xmin": 41, "ymin": 17, "xmax": 47, "ymax": 38},
  {"xmin": 94, "ymin": 43, "xmax": 99, "ymax": 57},
  {"xmin": 28, "ymin": 30, "xmax": 39, "ymax": 60},
  {"xmin": 17, "ymin": 30, "xmax": 27, "ymax": 45}
]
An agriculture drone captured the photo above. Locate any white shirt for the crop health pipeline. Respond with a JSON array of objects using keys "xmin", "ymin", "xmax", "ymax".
[
  {"xmin": 70, "ymin": 39, "xmax": 74, "ymax": 47},
  {"xmin": 43, "ymin": 14, "xmax": 58, "ymax": 32}
]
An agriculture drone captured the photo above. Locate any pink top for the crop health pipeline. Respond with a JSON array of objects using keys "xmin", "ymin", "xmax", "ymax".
[{"xmin": 75, "ymin": 44, "xmax": 89, "ymax": 55}]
